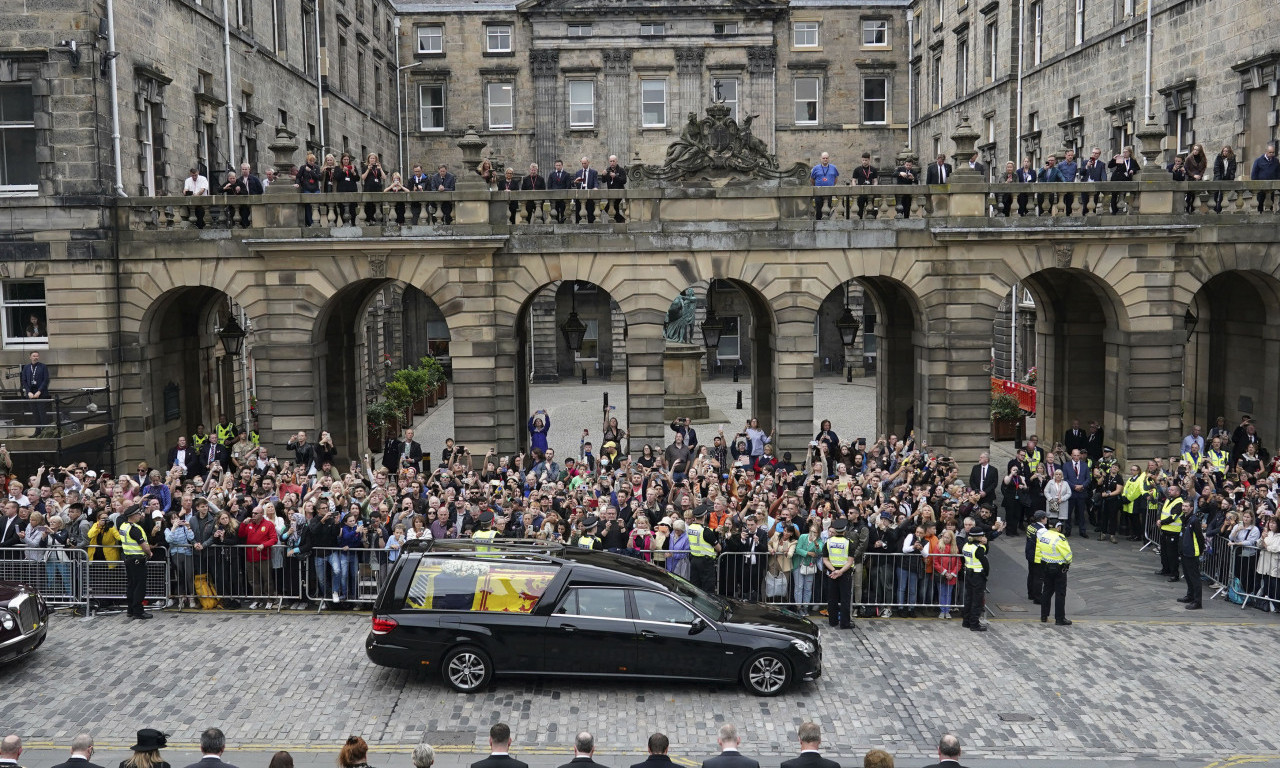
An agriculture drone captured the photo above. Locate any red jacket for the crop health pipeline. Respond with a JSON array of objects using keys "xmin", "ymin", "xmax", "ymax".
[{"xmin": 237, "ymin": 517, "xmax": 278, "ymax": 561}]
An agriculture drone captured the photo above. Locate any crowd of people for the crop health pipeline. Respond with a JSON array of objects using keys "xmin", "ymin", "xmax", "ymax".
[{"xmin": 0, "ymin": 725, "xmax": 972, "ymax": 768}]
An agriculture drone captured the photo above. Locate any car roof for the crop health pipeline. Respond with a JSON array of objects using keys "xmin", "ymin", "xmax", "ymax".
[{"xmin": 408, "ymin": 539, "xmax": 677, "ymax": 589}]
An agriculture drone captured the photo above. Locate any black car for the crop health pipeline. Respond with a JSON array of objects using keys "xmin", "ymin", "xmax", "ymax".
[
  {"xmin": 0, "ymin": 580, "xmax": 49, "ymax": 665},
  {"xmin": 366, "ymin": 541, "xmax": 822, "ymax": 696}
]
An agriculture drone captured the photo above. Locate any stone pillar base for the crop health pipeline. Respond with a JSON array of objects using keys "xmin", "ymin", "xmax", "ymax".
[{"xmin": 663, "ymin": 343, "xmax": 710, "ymax": 421}]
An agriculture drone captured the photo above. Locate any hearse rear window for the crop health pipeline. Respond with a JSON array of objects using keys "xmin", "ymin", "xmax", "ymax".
[{"xmin": 405, "ymin": 558, "xmax": 557, "ymax": 612}]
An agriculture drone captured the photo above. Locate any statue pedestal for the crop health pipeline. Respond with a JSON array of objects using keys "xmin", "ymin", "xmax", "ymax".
[{"xmin": 663, "ymin": 343, "xmax": 710, "ymax": 421}]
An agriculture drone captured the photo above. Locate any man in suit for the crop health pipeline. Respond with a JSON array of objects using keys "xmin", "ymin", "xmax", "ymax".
[
  {"xmin": 235, "ymin": 162, "xmax": 265, "ymax": 227},
  {"xmin": 925, "ymin": 153, "xmax": 953, "ymax": 184},
  {"xmin": 1250, "ymin": 143, "xmax": 1279, "ymax": 212},
  {"xmin": 181, "ymin": 728, "xmax": 240, "ymax": 768},
  {"xmin": 1062, "ymin": 449, "xmax": 1091, "ymax": 538},
  {"xmin": 407, "ymin": 163, "xmax": 430, "ymax": 224},
  {"xmin": 0, "ymin": 501, "xmax": 23, "ymax": 557},
  {"xmin": 429, "ymin": 164, "xmax": 457, "ymax": 223},
  {"xmin": 166, "ymin": 436, "xmax": 195, "ymax": 478},
  {"xmin": 555, "ymin": 732, "xmax": 607, "ymax": 768},
  {"xmin": 382, "ymin": 430, "xmax": 405, "ymax": 474},
  {"xmin": 1085, "ymin": 420, "xmax": 1105, "ymax": 462},
  {"xmin": 1079, "ymin": 146, "xmax": 1107, "ymax": 211},
  {"xmin": 601, "ymin": 155, "xmax": 628, "ymax": 222},
  {"xmin": 1230, "ymin": 416, "xmax": 1261, "ymax": 470},
  {"xmin": 921, "ymin": 734, "xmax": 967, "ymax": 768},
  {"xmin": 547, "ymin": 159, "xmax": 573, "ymax": 223},
  {"xmin": 195, "ymin": 433, "xmax": 229, "ymax": 478},
  {"xmin": 630, "ymin": 734, "xmax": 674, "ymax": 768},
  {"xmin": 21, "ymin": 351, "xmax": 50, "ymax": 432},
  {"xmin": 47, "ymin": 734, "xmax": 105, "ymax": 768},
  {"xmin": 0, "ymin": 735, "xmax": 24, "ymax": 768},
  {"xmin": 1107, "ymin": 146, "xmax": 1139, "ymax": 213},
  {"xmin": 724, "ymin": 515, "xmax": 769, "ymax": 601},
  {"xmin": 401, "ymin": 428, "xmax": 423, "ymax": 473},
  {"xmin": 1063, "ymin": 420, "xmax": 1087, "ymax": 454},
  {"xmin": 893, "ymin": 158, "xmax": 917, "ymax": 218},
  {"xmin": 968, "ymin": 452, "xmax": 998, "ymax": 509},
  {"xmin": 701, "ymin": 725, "xmax": 758, "ymax": 768},
  {"xmin": 471, "ymin": 723, "xmax": 528, "ymax": 768},
  {"xmin": 573, "ymin": 157, "xmax": 599, "ymax": 223},
  {"xmin": 519, "ymin": 163, "xmax": 547, "ymax": 223},
  {"xmin": 965, "ymin": 152, "xmax": 987, "ymax": 180},
  {"xmin": 779, "ymin": 723, "xmax": 840, "ymax": 768}
]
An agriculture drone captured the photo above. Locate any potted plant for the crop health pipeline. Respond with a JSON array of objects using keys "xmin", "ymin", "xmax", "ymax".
[
  {"xmin": 991, "ymin": 393, "xmax": 1025, "ymax": 441},
  {"xmin": 366, "ymin": 399, "xmax": 397, "ymax": 453},
  {"xmin": 419, "ymin": 356, "xmax": 447, "ymax": 400},
  {"xmin": 392, "ymin": 367, "xmax": 430, "ymax": 415},
  {"xmin": 383, "ymin": 379, "xmax": 414, "ymax": 426}
]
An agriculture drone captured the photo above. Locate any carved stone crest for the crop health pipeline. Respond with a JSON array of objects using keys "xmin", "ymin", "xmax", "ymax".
[
  {"xmin": 631, "ymin": 103, "xmax": 807, "ymax": 183},
  {"xmin": 368, "ymin": 254, "xmax": 387, "ymax": 278},
  {"xmin": 1053, "ymin": 242, "xmax": 1073, "ymax": 268}
]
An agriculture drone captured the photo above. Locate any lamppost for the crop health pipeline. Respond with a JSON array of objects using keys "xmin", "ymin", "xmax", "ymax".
[
  {"xmin": 701, "ymin": 280, "xmax": 725, "ymax": 374},
  {"xmin": 560, "ymin": 282, "xmax": 588, "ymax": 385},
  {"xmin": 215, "ymin": 310, "xmax": 251, "ymax": 433},
  {"xmin": 396, "ymin": 59, "xmax": 424, "ymax": 175},
  {"xmin": 836, "ymin": 304, "xmax": 862, "ymax": 383}
]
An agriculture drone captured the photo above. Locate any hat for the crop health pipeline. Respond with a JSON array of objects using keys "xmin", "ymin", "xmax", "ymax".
[
  {"xmin": 85, "ymin": 470, "xmax": 98, "ymax": 478},
  {"xmin": 692, "ymin": 502, "xmax": 711, "ymax": 519},
  {"xmin": 125, "ymin": 505, "xmax": 143, "ymax": 518},
  {"xmin": 130, "ymin": 729, "xmax": 168, "ymax": 752},
  {"xmin": 1032, "ymin": 510, "xmax": 1048, "ymax": 522},
  {"xmin": 603, "ymin": 441, "xmax": 617, "ymax": 451},
  {"xmin": 582, "ymin": 515, "xmax": 600, "ymax": 529},
  {"xmin": 1103, "ymin": 446, "xmax": 1114, "ymax": 453},
  {"xmin": 658, "ymin": 516, "xmax": 673, "ymax": 527},
  {"xmin": 830, "ymin": 517, "xmax": 848, "ymax": 532},
  {"xmin": 970, "ymin": 526, "xmax": 990, "ymax": 538},
  {"xmin": 152, "ymin": 510, "xmax": 165, "ymax": 519},
  {"xmin": 478, "ymin": 511, "xmax": 494, "ymax": 526}
]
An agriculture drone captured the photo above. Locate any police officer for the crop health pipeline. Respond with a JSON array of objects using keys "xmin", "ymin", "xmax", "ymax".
[
  {"xmin": 119, "ymin": 505, "xmax": 153, "ymax": 619},
  {"xmin": 215, "ymin": 416, "xmax": 236, "ymax": 446},
  {"xmin": 1177, "ymin": 501, "xmax": 1206, "ymax": 610},
  {"xmin": 1096, "ymin": 445, "xmax": 1118, "ymax": 476},
  {"xmin": 1156, "ymin": 485, "xmax": 1184, "ymax": 581},
  {"xmin": 1121, "ymin": 464, "xmax": 1147, "ymax": 541},
  {"xmin": 1025, "ymin": 510, "xmax": 1048, "ymax": 604},
  {"xmin": 822, "ymin": 517, "xmax": 854, "ymax": 629},
  {"xmin": 1036, "ymin": 521, "xmax": 1073, "ymax": 625},
  {"xmin": 961, "ymin": 527, "xmax": 990, "ymax": 631},
  {"xmin": 472, "ymin": 511, "xmax": 498, "ymax": 551},
  {"xmin": 576, "ymin": 516, "xmax": 602, "ymax": 550},
  {"xmin": 686, "ymin": 502, "xmax": 719, "ymax": 594}
]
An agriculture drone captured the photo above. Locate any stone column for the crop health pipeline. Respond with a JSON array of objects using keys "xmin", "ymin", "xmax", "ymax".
[
  {"xmin": 448, "ymin": 304, "xmax": 511, "ymax": 455},
  {"xmin": 530, "ymin": 49, "xmax": 560, "ymax": 173},
  {"xmin": 675, "ymin": 47, "xmax": 704, "ymax": 126},
  {"xmin": 625, "ymin": 311, "xmax": 667, "ymax": 454},
  {"xmin": 603, "ymin": 49, "xmax": 633, "ymax": 163},
  {"xmin": 747, "ymin": 46, "xmax": 777, "ymax": 154},
  {"xmin": 773, "ymin": 307, "xmax": 816, "ymax": 458},
  {"xmin": 920, "ymin": 299, "xmax": 999, "ymax": 466}
]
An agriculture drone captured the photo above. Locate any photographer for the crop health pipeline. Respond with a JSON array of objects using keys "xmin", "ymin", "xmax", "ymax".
[
  {"xmin": 164, "ymin": 508, "xmax": 195, "ymax": 608},
  {"xmin": 359, "ymin": 152, "xmax": 385, "ymax": 224}
]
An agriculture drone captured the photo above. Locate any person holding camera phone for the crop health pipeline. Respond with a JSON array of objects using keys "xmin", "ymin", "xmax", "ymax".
[
  {"xmin": 360, "ymin": 152, "xmax": 385, "ymax": 224},
  {"xmin": 182, "ymin": 167, "xmax": 209, "ymax": 228}
]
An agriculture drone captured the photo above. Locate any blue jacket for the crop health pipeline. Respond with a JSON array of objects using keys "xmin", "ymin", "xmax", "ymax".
[
  {"xmin": 1250, "ymin": 154, "xmax": 1280, "ymax": 180},
  {"xmin": 1063, "ymin": 459, "xmax": 1090, "ymax": 499},
  {"xmin": 528, "ymin": 414, "xmax": 550, "ymax": 453},
  {"xmin": 1057, "ymin": 160, "xmax": 1079, "ymax": 181}
]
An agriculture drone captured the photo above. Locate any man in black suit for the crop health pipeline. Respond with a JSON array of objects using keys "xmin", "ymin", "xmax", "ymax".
[
  {"xmin": 166, "ymin": 436, "xmax": 195, "ymax": 478},
  {"xmin": 48, "ymin": 734, "xmax": 106, "ymax": 768},
  {"xmin": 573, "ymin": 157, "xmax": 599, "ymax": 223},
  {"xmin": 920, "ymin": 734, "xmax": 966, "ymax": 768},
  {"xmin": 407, "ymin": 164, "xmax": 430, "ymax": 224},
  {"xmin": 234, "ymin": 162, "xmax": 265, "ymax": 227},
  {"xmin": 968, "ymin": 452, "xmax": 998, "ymax": 509},
  {"xmin": 471, "ymin": 723, "xmax": 528, "ymax": 768},
  {"xmin": 0, "ymin": 501, "xmax": 23, "ymax": 557},
  {"xmin": 195, "ymin": 433, "xmax": 229, "ymax": 479},
  {"xmin": 0, "ymin": 735, "xmax": 24, "ymax": 768},
  {"xmin": 1084, "ymin": 420, "xmax": 1105, "ymax": 463},
  {"xmin": 964, "ymin": 152, "xmax": 987, "ymax": 180},
  {"xmin": 383, "ymin": 430, "xmax": 405, "ymax": 474},
  {"xmin": 428, "ymin": 164, "xmax": 458, "ymax": 223},
  {"xmin": 21, "ymin": 350, "xmax": 50, "ymax": 432},
  {"xmin": 1063, "ymin": 420, "xmax": 1088, "ymax": 455},
  {"xmin": 555, "ymin": 732, "xmax": 608, "ymax": 768},
  {"xmin": 925, "ymin": 153, "xmax": 953, "ymax": 184},
  {"xmin": 401, "ymin": 428, "xmax": 423, "ymax": 473},
  {"xmin": 181, "ymin": 728, "xmax": 240, "ymax": 768},
  {"xmin": 547, "ymin": 159, "xmax": 573, "ymax": 223},
  {"xmin": 630, "ymin": 734, "xmax": 674, "ymax": 768},
  {"xmin": 779, "ymin": 723, "xmax": 840, "ymax": 768},
  {"xmin": 701, "ymin": 725, "xmax": 758, "ymax": 768}
]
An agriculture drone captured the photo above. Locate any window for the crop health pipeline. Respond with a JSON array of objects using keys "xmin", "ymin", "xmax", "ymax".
[
  {"xmin": 794, "ymin": 77, "xmax": 819, "ymax": 124},
  {"xmin": 862, "ymin": 77, "xmax": 887, "ymax": 124},
  {"xmin": 302, "ymin": 5, "xmax": 315, "ymax": 74},
  {"xmin": 985, "ymin": 21, "xmax": 997, "ymax": 81},
  {"xmin": 141, "ymin": 101, "xmax": 159, "ymax": 195},
  {"xmin": 486, "ymin": 82, "xmax": 513, "ymax": 129},
  {"xmin": 1029, "ymin": 111, "xmax": 1039, "ymax": 131},
  {"xmin": 984, "ymin": 115, "xmax": 995, "ymax": 143},
  {"xmin": 910, "ymin": 63, "xmax": 920, "ymax": 121},
  {"xmin": 569, "ymin": 80, "xmax": 594, "ymax": 128},
  {"xmin": 567, "ymin": 24, "xmax": 592, "ymax": 37},
  {"xmin": 235, "ymin": 0, "xmax": 251, "ymax": 28},
  {"xmin": 933, "ymin": 0, "xmax": 943, "ymax": 25},
  {"xmin": 272, "ymin": 0, "xmax": 287, "ymax": 54},
  {"xmin": 374, "ymin": 64, "xmax": 382, "ymax": 115},
  {"xmin": 576, "ymin": 319, "xmax": 599, "ymax": 361},
  {"xmin": 559, "ymin": 588, "xmax": 627, "ymax": 619},
  {"xmin": 356, "ymin": 50, "xmax": 365, "ymax": 103},
  {"xmin": 793, "ymin": 21, "xmax": 819, "ymax": 48},
  {"xmin": 641, "ymin": 79, "xmax": 666, "ymax": 127},
  {"xmin": 639, "ymin": 22, "xmax": 665, "ymax": 36},
  {"xmin": 416, "ymin": 25, "xmax": 443, "ymax": 54},
  {"xmin": 485, "ymin": 25, "xmax": 512, "ymax": 52},
  {"xmin": 1069, "ymin": 96, "xmax": 1081, "ymax": 118},
  {"xmin": 632, "ymin": 591, "xmax": 698, "ymax": 624},
  {"xmin": 337, "ymin": 36, "xmax": 348, "ymax": 92},
  {"xmin": 404, "ymin": 559, "xmax": 556, "ymax": 612},
  {"xmin": 713, "ymin": 22, "xmax": 738, "ymax": 35},
  {"xmin": 714, "ymin": 77, "xmax": 738, "ymax": 120},
  {"xmin": 1073, "ymin": 0, "xmax": 1085, "ymax": 46},
  {"xmin": 956, "ymin": 37, "xmax": 969, "ymax": 96},
  {"xmin": 1029, "ymin": 1, "xmax": 1042, "ymax": 65},
  {"xmin": 0, "ymin": 84, "xmax": 37, "ymax": 191},
  {"xmin": 1124, "ymin": 0, "xmax": 1134, "ymax": 16},
  {"xmin": 717, "ymin": 316, "xmax": 741, "ymax": 360},
  {"xmin": 1174, "ymin": 108, "xmax": 1192, "ymax": 154},
  {"xmin": 931, "ymin": 53, "xmax": 942, "ymax": 108},
  {"xmin": 1, "ymin": 281, "xmax": 47, "ymax": 348},
  {"xmin": 862, "ymin": 19, "xmax": 888, "ymax": 47}
]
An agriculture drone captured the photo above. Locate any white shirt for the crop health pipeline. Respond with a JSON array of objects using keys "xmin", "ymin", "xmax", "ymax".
[{"xmin": 184, "ymin": 174, "xmax": 210, "ymax": 195}]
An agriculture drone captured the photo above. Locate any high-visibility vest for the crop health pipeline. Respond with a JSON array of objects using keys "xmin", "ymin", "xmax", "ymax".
[
  {"xmin": 1206, "ymin": 450, "xmax": 1228, "ymax": 474},
  {"xmin": 249, "ymin": 431, "xmax": 261, "ymax": 448},
  {"xmin": 1026, "ymin": 447, "xmax": 1043, "ymax": 473},
  {"xmin": 687, "ymin": 523, "xmax": 715, "ymax": 558},
  {"xmin": 472, "ymin": 529, "xmax": 497, "ymax": 551},
  {"xmin": 118, "ymin": 522, "xmax": 146, "ymax": 557},
  {"xmin": 577, "ymin": 534, "xmax": 598, "ymax": 550},
  {"xmin": 192, "ymin": 433, "xmax": 210, "ymax": 448},
  {"xmin": 825, "ymin": 536, "xmax": 850, "ymax": 568},
  {"xmin": 962, "ymin": 541, "xmax": 985, "ymax": 573},
  {"xmin": 1159, "ymin": 498, "xmax": 1184, "ymax": 533},
  {"xmin": 216, "ymin": 422, "xmax": 235, "ymax": 443},
  {"xmin": 1122, "ymin": 475, "xmax": 1145, "ymax": 514},
  {"xmin": 1035, "ymin": 528, "xmax": 1073, "ymax": 564},
  {"xmin": 1181, "ymin": 451, "xmax": 1203, "ymax": 469}
]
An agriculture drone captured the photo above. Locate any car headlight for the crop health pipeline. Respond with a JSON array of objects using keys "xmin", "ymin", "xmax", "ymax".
[
  {"xmin": 0, "ymin": 611, "xmax": 14, "ymax": 631},
  {"xmin": 790, "ymin": 638, "xmax": 816, "ymax": 655}
]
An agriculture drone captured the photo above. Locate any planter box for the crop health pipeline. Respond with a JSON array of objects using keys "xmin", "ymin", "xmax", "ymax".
[
  {"xmin": 991, "ymin": 416, "xmax": 1025, "ymax": 441},
  {"xmin": 435, "ymin": 381, "xmax": 447, "ymax": 399}
]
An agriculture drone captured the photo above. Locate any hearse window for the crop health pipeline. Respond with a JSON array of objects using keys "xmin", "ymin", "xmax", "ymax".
[
  {"xmin": 405, "ymin": 558, "xmax": 556, "ymax": 612},
  {"xmin": 632, "ymin": 590, "xmax": 698, "ymax": 624},
  {"xmin": 558, "ymin": 587, "xmax": 627, "ymax": 619}
]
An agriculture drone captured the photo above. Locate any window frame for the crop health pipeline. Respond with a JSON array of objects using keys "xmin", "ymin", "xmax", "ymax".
[
  {"xmin": 419, "ymin": 83, "xmax": 445, "ymax": 132},
  {"xmin": 794, "ymin": 76, "xmax": 820, "ymax": 125},
  {"xmin": 1029, "ymin": 0, "xmax": 1043, "ymax": 65},
  {"xmin": 640, "ymin": 78, "xmax": 667, "ymax": 128},
  {"xmin": 717, "ymin": 316, "xmax": 741, "ymax": 360},
  {"xmin": 0, "ymin": 83, "xmax": 38, "ymax": 193},
  {"xmin": 639, "ymin": 22, "xmax": 666, "ymax": 36},
  {"xmin": 485, "ymin": 24, "xmax": 512, "ymax": 53},
  {"xmin": 792, "ymin": 21, "xmax": 820, "ymax": 48},
  {"xmin": 714, "ymin": 77, "xmax": 740, "ymax": 121},
  {"xmin": 568, "ymin": 80, "xmax": 595, "ymax": 129},
  {"xmin": 416, "ymin": 25, "xmax": 444, "ymax": 54},
  {"xmin": 862, "ymin": 19, "xmax": 889, "ymax": 48},
  {"xmin": 985, "ymin": 20, "xmax": 997, "ymax": 81},
  {"xmin": 713, "ymin": 22, "xmax": 738, "ymax": 35},
  {"xmin": 862, "ymin": 76, "xmax": 888, "ymax": 125},
  {"xmin": 1073, "ymin": 0, "xmax": 1085, "ymax": 46},
  {"xmin": 567, "ymin": 23, "xmax": 592, "ymax": 37},
  {"xmin": 956, "ymin": 36, "xmax": 969, "ymax": 97},
  {"xmin": 0, "ymin": 280, "xmax": 48, "ymax": 349},
  {"xmin": 486, "ymin": 81, "xmax": 514, "ymax": 130}
]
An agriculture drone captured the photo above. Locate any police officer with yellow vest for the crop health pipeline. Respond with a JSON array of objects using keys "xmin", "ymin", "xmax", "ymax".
[
  {"xmin": 1177, "ymin": 501, "xmax": 1206, "ymax": 610},
  {"xmin": 118, "ymin": 505, "xmax": 153, "ymax": 619},
  {"xmin": 575, "ymin": 516, "xmax": 602, "ymax": 550},
  {"xmin": 961, "ymin": 527, "xmax": 990, "ymax": 631},
  {"xmin": 687, "ymin": 502, "xmax": 719, "ymax": 594},
  {"xmin": 1036, "ymin": 520, "xmax": 1073, "ymax": 625},
  {"xmin": 472, "ymin": 511, "xmax": 498, "ymax": 551},
  {"xmin": 822, "ymin": 517, "xmax": 854, "ymax": 629},
  {"xmin": 1025, "ymin": 510, "xmax": 1049, "ymax": 604},
  {"xmin": 1156, "ymin": 484, "xmax": 1184, "ymax": 582},
  {"xmin": 1121, "ymin": 464, "xmax": 1147, "ymax": 541},
  {"xmin": 215, "ymin": 417, "xmax": 236, "ymax": 446},
  {"xmin": 191, "ymin": 424, "xmax": 210, "ymax": 449},
  {"xmin": 1205, "ymin": 439, "xmax": 1229, "ymax": 481}
]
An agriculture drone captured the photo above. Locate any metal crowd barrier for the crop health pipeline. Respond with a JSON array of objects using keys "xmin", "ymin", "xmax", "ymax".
[
  {"xmin": 1139, "ymin": 501, "xmax": 1163, "ymax": 553},
  {"xmin": 181, "ymin": 543, "xmax": 308, "ymax": 611},
  {"xmin": 85, "ymin": 546, "xmax": 169, "ymax": 612},
  {"xmin": 308, "ymin": 546, "xmax": 395, "ymax": 606},
  {"xmin": 0, "ymin": 548, "xmax": 88, "ymax": 610}
]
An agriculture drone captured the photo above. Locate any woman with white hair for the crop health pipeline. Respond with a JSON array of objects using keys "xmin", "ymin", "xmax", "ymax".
[{"xmin": 411, "ymin": 743, "xmax": 435, "ymax": 768}]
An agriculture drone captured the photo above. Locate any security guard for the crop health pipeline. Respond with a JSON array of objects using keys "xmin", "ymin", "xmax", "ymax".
[
  {"xmin": 961, "ymin": 527, "xmax": 990, "ymax": 632},
  {"xmin": 1036, "ymin": 520, "xmax": 1073, "ymax": 625},
  {"xmin": 118, "ymin": 505, "xmax": 153, "ymax": 619},
  {"xmin": 191, "ymin": 424, "xmax": 210, "ymax": 449},
  {"xmin": 1096, "ymin": 446, "xmax": 1118, "ymax": 475},
  {"xmin": 1024, "ymin": 510, "xmax": 1048, "ymax": 604},
  {"xmin": 576, "ymin": 516, "xmax": 602, "ymax": 550},
  {"xmin": 1205, "ymin": 439, "xmax": 1229, "ymax": 480},
  {"xmin": 822, "ymin": 517, "xmax": 854, "ymax": 629},
  {"xmin": 1177, "ymin": 501, "xmax": 1206, "ymax": 610},
  {"xmin": 1180, "ymin": 444, "xmax": 1205, "ymax": 472},
  {"xmin": 686, "ymin": 502, "xmax": 719, "ymax": 594},
  {"xmin": 1024, "ymin": 436, "xmax": 1045, "ymax": 475},
  {"xmin": 1156, "ymin": 485, "xmax": 1184, "ymax": 581},
  {"xmin": 471, "ymin": 511, "xmax": 498, "ymax": 551},
  {"xmin": 1121, "ymin": 464, "xmax": 1147, "ymax": 541},
  {"xmin": 215, "ymin": 417, "xmax": 236, "ymax": 445}
]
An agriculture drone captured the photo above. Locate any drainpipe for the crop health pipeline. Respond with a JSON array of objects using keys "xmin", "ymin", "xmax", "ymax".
[
  {"xmin": 315, "ymin": 0, "xmax": 326, "ymax": 149},
  {"xmin": 906, "ymin": 8, "xmax": 913, "ymax": 148},
  {"xmin": 221, "ymin": 0, "xmax": 238, "ymax": 170},
  {"xmin": 1143, "ymin": 0, "xmax": 1153, "ymax": 120},
  {"xmin": 105, "ymin": 0, "xmax": 125, "ymax": 195},
  {"xmin": 1015, "ymin": 0, "xmax": 1025, "ymax": 163}
]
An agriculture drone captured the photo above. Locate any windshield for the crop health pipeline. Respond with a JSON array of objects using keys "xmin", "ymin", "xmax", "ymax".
[{"xmin": 650, "ymin": 567, "xmax": 725, "ymax": 619}]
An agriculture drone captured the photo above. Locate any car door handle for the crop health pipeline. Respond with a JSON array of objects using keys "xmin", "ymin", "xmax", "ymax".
[
  {"xmin": 639, "ymin": 630, "xmax": 658, "ymax": 639},
  {"xmin": 559, "ymin": 623, "xmax": 577, "ymax": 633}
]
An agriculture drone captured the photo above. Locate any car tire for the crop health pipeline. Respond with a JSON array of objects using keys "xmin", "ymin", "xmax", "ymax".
[
  {"xmin": 741, "ymin": 651, "xmax": 791, "ymax": 697},
  {"xmin": 441, "ymin": 645, "xmax": 492, "ymax": 693}
]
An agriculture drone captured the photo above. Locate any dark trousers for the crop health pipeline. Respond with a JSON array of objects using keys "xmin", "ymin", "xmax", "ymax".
[
  {"xmin": 1068, "ymin": 496, "xmax": 1090, "ymax": 536},
  {"xmin": 963, "ymin": 572, "xmax": 986, "ymax": 625},
  {"xmin": 1160, "ymin": 531, "xmax": 1181, "ymax": 577},
  {"xmin": 604, "ymin": 198, "xmax": 625, "ymax": 222},
  {"xmin": 1040, "ymin": 563, "xmax": 1068, "ymax": 621},
  {"xmin": 814, "ymin": 195, "xmax": 833, "ymax": 219},
  {"xmin": 552, "ymin": 200, "xmax": 567, "ymax": 223},
  {"xmin": 574, "ymin": 199, "xmax": 596, "ymax": 223},
  {"xmin": 525, "ymin": 201, "xmax": 541, "ymax": 222},
  {"xmin": 897, "ymin": 194, "xmax": 912, "ymax": 217},
  {"xmin": 826, "ymin": 570, "xmax": 852, "ymax": 627},
  {"xmin": 1027, "ymin": 560, "xmax": 1044, "ymax": 601},
  {"xmin": 690, "ymin": 556, "xmax": 716, "ymax": 595},
  {"xmin": 506, "ymin": 201, "xmax": 518, "ymax": 224},
  {"xmin": 125, "ymin": 555, "xmax": 148, "ymax": 616},
  {"xmin": 1182, "ymin": 554, "xmax": 1202, "ymax": 604},
  {"xmin": 192, "ymin": 204, "xmax": 206, "ymax": 228}
]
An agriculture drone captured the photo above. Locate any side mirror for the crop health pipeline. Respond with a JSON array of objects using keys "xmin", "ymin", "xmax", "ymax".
[{"xmin": 689, "ymin": 616, "xmax": 707, "ymax": 635}]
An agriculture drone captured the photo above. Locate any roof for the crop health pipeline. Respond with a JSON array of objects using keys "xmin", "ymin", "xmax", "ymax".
[{"xmin": 392, "ymin": 0, "xmax": 518, "ymax": 12}]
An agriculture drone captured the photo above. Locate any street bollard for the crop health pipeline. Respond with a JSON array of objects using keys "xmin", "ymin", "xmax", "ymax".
[{"xmin": 736, "ymin": 390, "xmax": 743, "ymax": 410}]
